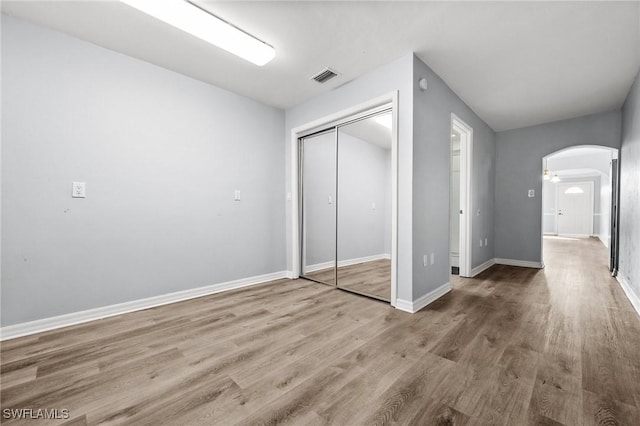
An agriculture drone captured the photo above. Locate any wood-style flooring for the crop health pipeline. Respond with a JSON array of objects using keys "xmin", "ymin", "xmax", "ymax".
[
  {"xmin": 304, "ymin": 259, "xmax": 390, "ymax": 301},
  {"xmin": 1, "ymin": 237, "xmax": 640, "ymax": 425}
]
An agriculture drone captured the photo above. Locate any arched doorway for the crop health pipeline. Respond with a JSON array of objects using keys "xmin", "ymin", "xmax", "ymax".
[{"xmin": 541, "ymin": 145, "xmax": 619, "ymax": 272}]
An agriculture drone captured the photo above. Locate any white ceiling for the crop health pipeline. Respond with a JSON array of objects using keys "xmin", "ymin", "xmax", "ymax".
[{"xmin": 2, "ymin": 1, "xmax": 639, "ymax": 132}]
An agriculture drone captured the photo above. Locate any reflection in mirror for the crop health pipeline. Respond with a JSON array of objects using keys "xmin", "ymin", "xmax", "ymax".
[
  {"xmin": 336, "ymin": 113, "xmax": 392, "ymax": 301},
  {"xmin": 301, "ymin": 130, "xmax": 337, "ymax": 285}
]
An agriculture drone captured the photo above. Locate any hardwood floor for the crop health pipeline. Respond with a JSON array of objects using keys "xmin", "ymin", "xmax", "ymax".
[
  {"xmin": 337, "ymin": 259, "xmax": 390, "ymax": 301},
  {"xmin": 305, "ymin": 259, "xmax": 391, "ymax": 301},
  {"xmin": 1, "ymin": 237, "xmax": 639, "ymax": 425}
]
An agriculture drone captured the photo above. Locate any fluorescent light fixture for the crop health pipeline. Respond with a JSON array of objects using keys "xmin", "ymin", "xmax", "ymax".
[
  {"xmin": 375, "ymin": 114, "xmax": 392, "ymax": 129},
  {"xmin": 120, "ymin": 0, "xmax": 275, "ymax": 66}
]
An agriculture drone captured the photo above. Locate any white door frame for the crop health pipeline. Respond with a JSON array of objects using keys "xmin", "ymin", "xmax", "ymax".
[
  {"xmin": 451, "ymin": 114, "xmax": 473, "ymax": 278},
  {"xmin": 290, "ymin": 92, "xmax": 399, "ymax": 307},
  {"xmin": 556, "ymin": 180, "xmax": 595, "ymax": 237}
]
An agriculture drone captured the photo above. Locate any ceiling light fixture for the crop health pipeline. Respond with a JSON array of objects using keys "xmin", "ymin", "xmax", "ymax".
[
  {"xmin": 120, "ymin": 0, "xmax": 275, "ymax": 66},
  {"xmin": 551, "ymin": 174, "xmax": 561, "ymax": 183},
  {"xmin": 375, "ymin": 114, "xmax": 392, "ymax": 130}
]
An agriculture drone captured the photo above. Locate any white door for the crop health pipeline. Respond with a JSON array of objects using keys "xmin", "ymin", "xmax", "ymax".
[{"xmin": 557, "ymin": 182, "xmax": 594, "ymax": 237}]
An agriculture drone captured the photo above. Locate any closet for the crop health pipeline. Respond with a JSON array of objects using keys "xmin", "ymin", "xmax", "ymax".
[{"xmin": 299, "ymin": 111, "xmax": 392, "ymax": 302}]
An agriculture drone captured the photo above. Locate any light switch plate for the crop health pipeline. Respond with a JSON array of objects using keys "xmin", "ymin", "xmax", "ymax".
[{"xmin": 72, "ymin": 182, "xmax": 86, "ymax": 198}]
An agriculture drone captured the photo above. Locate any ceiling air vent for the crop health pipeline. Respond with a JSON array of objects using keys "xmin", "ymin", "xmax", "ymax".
[{"xmin": 311, "ymin": 68, "xmax": 338, "ymax": 84}]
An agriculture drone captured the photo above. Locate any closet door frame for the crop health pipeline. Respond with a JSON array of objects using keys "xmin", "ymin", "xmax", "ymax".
[{"xmin": 290, "ymin": 92, "xmax": 399, "ymax": 307}]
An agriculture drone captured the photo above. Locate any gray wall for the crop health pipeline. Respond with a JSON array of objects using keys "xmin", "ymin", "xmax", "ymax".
[
  {"xmin": 285, "ymin": 53, "xmax": 415, "ymax": 301},
  {"xmin": 1, "ymin": 15, "xmax": 286, "ymax": 326},
  {"xmin": 495, "ymin": 110, "xmax": 621, "ymax": 263},
  {"xmin": 412, "ymin": 56, "xmax": 496, "ymax": 297},
  {"xmin": 620, "ymin": 70, "xmax": 640, "ymax": 302},
  {"xmin": 337, "ymin": 133, "xmax": 391, "ymax": 262}
]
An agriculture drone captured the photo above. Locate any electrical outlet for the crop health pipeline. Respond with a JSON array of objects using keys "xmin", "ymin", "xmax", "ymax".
[
  {"xmin": 234, "ymin": 190, "xmax": 241, "ymax": 201},
  {"xmin": 423, "ymin": 254, "xmax": 428, "ymax": 267},
  {"xmin": 72, "ymin": 182, "xmax": 86, "ymax": 198},
  {"xmin": 528, "ymin": 189, "xmax": 535, "ymax": 197}
]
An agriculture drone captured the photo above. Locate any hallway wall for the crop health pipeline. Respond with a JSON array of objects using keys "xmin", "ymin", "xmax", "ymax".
[
  {"xmin": 495, "ymin": 110, "xmax": 621, "ymax": 264},
  {"xmin": 619, "ymin": 70, "xmax": 640, "ymax": 306}
]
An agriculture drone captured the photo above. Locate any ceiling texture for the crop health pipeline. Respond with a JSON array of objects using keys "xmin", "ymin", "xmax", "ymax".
[{"xmin": 2, "ymin": 1, "xmax": 639, "ymax": 132}]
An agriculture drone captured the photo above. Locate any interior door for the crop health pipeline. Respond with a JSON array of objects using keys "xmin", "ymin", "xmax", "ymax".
[
  {"xmin": 557, "ymin": 182, "xmax": 593, "ymax": 237},
  {"xmin": 300, "ymin": 129, "xmax": 337, "ymax": 286}
]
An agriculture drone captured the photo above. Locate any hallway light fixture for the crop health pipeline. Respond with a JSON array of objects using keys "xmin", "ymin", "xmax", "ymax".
[
  {"xmin": 120, "ymin": 0, "xmax": 275, "ymax": 66},
  {"xmin": 551, "ymin": 174, "xmax": 561, "ymax": 183},
  {"xmin": 543, "ymin": 158, "xmax": 551, "ymax": 180}
]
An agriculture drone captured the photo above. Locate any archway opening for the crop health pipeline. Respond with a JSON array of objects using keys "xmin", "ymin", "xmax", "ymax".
[{"xmin": 541, "ymin": 145, "xmax": 619, "ymax": 272}]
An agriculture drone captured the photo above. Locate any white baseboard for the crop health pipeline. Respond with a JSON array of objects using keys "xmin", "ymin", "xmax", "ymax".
[
  {"xmin": 471, "ymin": 258, "xmax": 496, "ymax": 277},
  {"xmin": 396, "ymin": 282, "xmax": 452, "ymax": 314},
  {"xmin": 0, "ymin": 270, "xmax": 291, "ymax": 341},
  {"xmin": 305, "ymin": 253, "xmax": 390, "ymax": 273},
  {"xmin": 598, "ymin": 234, "xmax": 610, "ymax": 248},
  {"xmin": 495, "ymin": 258, "xmax": 544, "ymax": 269},
  {"xmin": 616, "ymin": 271, "xmax": 640, "ymax": 318}
]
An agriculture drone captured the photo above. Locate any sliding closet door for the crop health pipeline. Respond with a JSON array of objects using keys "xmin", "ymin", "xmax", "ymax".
[
  {"xmin": 336, "ymin": 113, "xmax": 392, "ymax": 301},
  {"xmin": 300, "ymin": 130, "xmax": 337, "ymax": 285}
]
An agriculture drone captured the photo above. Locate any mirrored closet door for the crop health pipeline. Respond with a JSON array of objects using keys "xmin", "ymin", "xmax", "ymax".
[
  {"xmin": 299, "ymin": 110, "xmax": 392, "ymax": 302},
  {"xmin": 300, "ymin": 129, "xmax": 337, "ymax": 286},
  {"xmin": 336, "ymin": 114, "xmax": 392, "ymax": 301}
]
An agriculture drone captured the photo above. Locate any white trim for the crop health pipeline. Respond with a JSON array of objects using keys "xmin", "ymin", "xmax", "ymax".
[
  {"xmin": 305, "ymin": 254, "xmax": 391, "ymax": 273},
  {"xmin": 471, "ymin": 258, "xmax": 496, "ymax": 277},
  {"xmin": 451, "ymin": 114, "xmax": 473, "ymax": 278},
  {"xmin": 0, "ymin": 271, "xmax": 291, "ymax": 341},
  {"xmin": 495, "ymin": 258, "xmax": 544, "ymax": 269},
  {"xmin": 616, "ymin": 272, "xmax": 640, "ymax": 317},
  {"xmin": 396, "ymin": 282, "xmax": 452, "ymax": 313},
  {"xmin": 291, "ymin": 92, "xmax": 399, "ymax": 307},
  {"xmin": 598, "ymin": 234, "xmax": 609, "ymax": 248}
]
